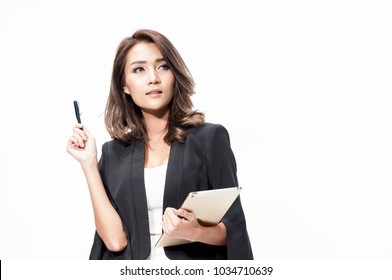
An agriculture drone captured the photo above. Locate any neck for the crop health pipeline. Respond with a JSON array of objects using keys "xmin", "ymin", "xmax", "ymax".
[{"xmin": 142, "ymin": 109, "xmax": 170, "ymax": 142}]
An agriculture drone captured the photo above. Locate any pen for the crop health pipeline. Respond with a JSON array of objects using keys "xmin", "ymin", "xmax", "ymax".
[{"xmin": 73, "ymin": 100, "xmax": 82, "ymax": 124}]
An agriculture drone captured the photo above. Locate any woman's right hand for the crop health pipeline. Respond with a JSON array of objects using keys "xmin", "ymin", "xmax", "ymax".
[{"xmin": 66, "ymin": 124, "xmax": 97, "ymax": 166}]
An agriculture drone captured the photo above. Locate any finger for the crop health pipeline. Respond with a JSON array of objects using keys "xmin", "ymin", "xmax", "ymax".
[
  {"xmin": 163, "ymin": 209, "xmax": 180, "ymax": 231},
  {"xmin": 177, "ymin": 209, "xmax": 193, "ymax": 221},
  {"xmin": 81, "ymin": 125, "xmax": 91, "ymax": 136},
  {"xmin": 166, "ymin": 208, "xmax": 181, "ymax": 222},
  {"xmin": 164, "ymin": 207, "xmax": 176, "ymax": 213},
  {"xmin": 162, "ymin": 214, "xmax": 173, "ymax": 235},
  {"xmin": 69, "ymin": 136, "xmax": 84, "ymax": 148},
  {"xmin": 163, "ymin": 209, "xmax": 174, "ymax": 225},
  {"xmin": 73, "ymin": 126, "xmax": 88, "ymax": 141},
  {"xmin": 67, "ymin": 135, "xmax": 79, "ymax": 146},
  {"xmin": 81, "ymin": 127, "xmax": 97, "ymax": 145},
  {"xmin": 67, "ymin": 138, "xmax": 78, "ymax": 150},
  {"xmin": 75, "ymin": 123, "xmax": 84, "ymax": 129},
  {"xmin": 164, "ymin": 207, "xmax": 176, "ymax": 218},
  {"xmin": 73, "ymin": 131, "xmax": 86, "ymax": 147},
  {"xmin": 161, "ymin": 218, "xmax": 168, "ymax": 233}
]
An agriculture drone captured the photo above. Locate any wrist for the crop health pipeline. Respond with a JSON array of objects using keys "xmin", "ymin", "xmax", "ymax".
[
  {"xmin": 80, "ymin": 157, "xmax": 99, "ymax": 171},
  {"xmin": 190, "ymin": 225, "xmax": 204, "ymax": 242}
]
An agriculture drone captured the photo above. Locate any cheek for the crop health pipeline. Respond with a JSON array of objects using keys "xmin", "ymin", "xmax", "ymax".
[
  {"xmin": 124, "ymin": 76, "xmax": 135, "ymax": 91},
  {"xmin": 124, "ymin": 76, "xmax": 143, "ymax": 95},
  {"xmin": 167, "ymin": 74, "xmax": 175, "ymax": 92}
]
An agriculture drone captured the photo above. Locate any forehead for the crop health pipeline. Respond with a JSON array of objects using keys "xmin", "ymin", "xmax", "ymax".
[{"xmin": 126, "ymin": 41, "xmax": 163, "ymax": 63}]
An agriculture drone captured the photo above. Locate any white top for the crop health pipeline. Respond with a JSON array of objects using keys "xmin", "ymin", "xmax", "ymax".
[{"xmin": 144, "ymin": 164, "xmax": 169, "ymax": 260}]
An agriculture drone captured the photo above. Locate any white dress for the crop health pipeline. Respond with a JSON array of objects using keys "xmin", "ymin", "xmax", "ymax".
[{"xmin": 144, "ymin": 164, "xmax": 170, "ymax": 260}]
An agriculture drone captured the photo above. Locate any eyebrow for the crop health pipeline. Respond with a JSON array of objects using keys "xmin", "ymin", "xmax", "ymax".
[{"xmin": 129, "ymin": 57, "xmax": 166, "ymax": 67}]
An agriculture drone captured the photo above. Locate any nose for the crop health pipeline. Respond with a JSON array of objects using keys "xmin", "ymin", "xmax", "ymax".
[{"xmin": 148, "ymin": 69, "xmax": 160, "ymax": 85}]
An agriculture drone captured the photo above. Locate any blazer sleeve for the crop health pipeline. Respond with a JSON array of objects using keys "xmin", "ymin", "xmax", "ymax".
[
  {"xmin": 206, "ymin": 124, "xmax": 253, "ymax": 260},
  {"xmin": 89, "ymin": 142, "xmax": 133, "ymax": 260}
]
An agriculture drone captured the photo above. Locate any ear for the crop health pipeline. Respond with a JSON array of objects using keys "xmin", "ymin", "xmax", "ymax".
[{"xmin": 123, "ymin": 85, "xmax": 130, "ymax": 95}]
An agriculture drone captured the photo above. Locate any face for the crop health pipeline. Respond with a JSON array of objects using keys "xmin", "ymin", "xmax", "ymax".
[{"xmin": 123, "ymin": 41, "xmax": 175, "ymax": 116}]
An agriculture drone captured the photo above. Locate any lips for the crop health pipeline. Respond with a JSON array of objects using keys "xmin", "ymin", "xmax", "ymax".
[{"xmin": 146, "ymin": 89, "xmax": 162, "ymax": 95}]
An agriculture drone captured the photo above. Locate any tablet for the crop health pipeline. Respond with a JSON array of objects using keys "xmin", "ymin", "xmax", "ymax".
[{"xmin": 155, "ymin": 186, "xmax": 242, "ymax": 247}]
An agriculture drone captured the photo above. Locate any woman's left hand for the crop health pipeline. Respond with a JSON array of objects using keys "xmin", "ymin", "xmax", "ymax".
[{"xmin": 162, "ymin": 207, "xmax": 201, "ymax": 241}]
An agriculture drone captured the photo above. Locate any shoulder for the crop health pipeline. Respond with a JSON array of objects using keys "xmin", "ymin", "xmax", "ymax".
[
  {"xmin": 184, "ymin": 123, "xmax": 232, "ymax": 152},
  {"xmin": 101, "ymin": 138, "xmax": 138, "ymax": 156},
  {"xmin": 102, "ymin": 138, "xmax": 124, "ymax": 151},
  {"xmin": 186, "ymin": 123, "xmax": 230, "ymax": 140}
]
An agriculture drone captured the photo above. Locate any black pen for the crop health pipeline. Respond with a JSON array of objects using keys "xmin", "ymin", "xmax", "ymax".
[{"xmin": 73, "ymin": 100, "xmax": 82, "ymax": 124}]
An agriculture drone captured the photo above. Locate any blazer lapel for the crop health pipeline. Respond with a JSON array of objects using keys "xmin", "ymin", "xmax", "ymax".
[
  {"xmin": 128, "ymin": 139, "xmax": 150, "ymax": 259},
  {"xmin": 163, "ymin": 141, "xmax": 184, "ymax": 210}
]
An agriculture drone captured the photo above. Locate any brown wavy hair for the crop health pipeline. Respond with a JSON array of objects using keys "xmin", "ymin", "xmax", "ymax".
[{"xmin": 104, "ymin": 29, "xmax": 205, "ymax": 145}]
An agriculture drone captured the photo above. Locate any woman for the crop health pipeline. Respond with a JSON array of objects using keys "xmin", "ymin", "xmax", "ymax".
[{"xmin": 67, "ymin": 29, "xmax": 253, "ymax": 260}]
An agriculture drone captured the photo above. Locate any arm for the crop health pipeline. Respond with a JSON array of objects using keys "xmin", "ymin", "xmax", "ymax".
[
  {"xmin": 206, "ymin": 124, "xmax": 253, "ymax": 259},
  {"xmin": 161, "ymin": 125, "xmax": 235, "ymax": 246},
  {"xmin": 66, "ymin": 124, "xmax": 127, "ymax": 252}
]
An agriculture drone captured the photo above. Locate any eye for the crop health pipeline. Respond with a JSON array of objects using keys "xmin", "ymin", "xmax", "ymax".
[
  {"xmin": 158, "ymin": 64, "xmax": 170, "ymax": 71},
  {"xmin": 132, "ymin": 67, "xmax": 144, "ymax": 73}
]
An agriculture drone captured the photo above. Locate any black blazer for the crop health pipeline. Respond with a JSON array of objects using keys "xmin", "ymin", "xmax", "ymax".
[{"xmin": 89, "ymin": 123, "xmax": 253, "ymax": 260}]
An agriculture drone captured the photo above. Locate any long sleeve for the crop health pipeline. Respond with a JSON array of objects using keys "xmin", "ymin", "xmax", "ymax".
[
  {"xmin": 164, "ymin": 123, "xmax": 253, "ymax": 260},
  {"xmin": 205, "ymin": 124, "xmax": 253, "ymax": 260}
]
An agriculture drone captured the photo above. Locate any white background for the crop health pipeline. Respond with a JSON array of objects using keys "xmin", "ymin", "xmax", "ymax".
[{"xmin": 0, "ymin": 0, "xmax": 391, "ymax": 260}]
